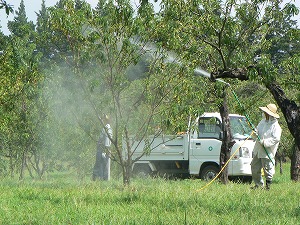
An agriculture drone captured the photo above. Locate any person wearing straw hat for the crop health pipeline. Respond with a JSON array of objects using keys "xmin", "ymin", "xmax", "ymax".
[{"xmin": 251, "ymin": 103, "xmax": 282, "ymax": 190}]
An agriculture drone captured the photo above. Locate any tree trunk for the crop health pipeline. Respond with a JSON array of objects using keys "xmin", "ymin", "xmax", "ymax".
[
  {"xmin": 27, "ymin": 152, "xmax": 45, "ymax": 179},
  {"xmin": 19, "ymin": 150, "xmax": 26, "ymax": 180},
  {"xmin": 219, "ymin": 89, "xmax": 235, "ymax": 184},
  {"xmin": 266, "ymin": 81, "xmax": 300, "ymax": 181},
  {"xmin": 122, "ymin": 163, "xmax": 132, "ymax": 186},
  {"xmin": 291, "ymin": 144, "xmax": 300, "ymax": 180},
  {"xmin": 25, "ymin": 157, "xmax": 34, "ymax": 178},
  {"xmin": 9, "ymin": 149, "xmax": 15, "ymax": 178}
]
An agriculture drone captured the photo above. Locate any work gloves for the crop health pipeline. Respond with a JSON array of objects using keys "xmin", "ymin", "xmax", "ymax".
[
  {"xmin": 252, "ymin": 130, "xmax": 264, "ymax": 146},
  {"xmin": 251, "ymin": 129, "xmax": 259, "ymax": 139}
]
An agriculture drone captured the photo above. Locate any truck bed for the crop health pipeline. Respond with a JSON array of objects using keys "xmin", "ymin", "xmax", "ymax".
[{"xmin": 131, "ymin": 134, "xmax": 189, "ymax": 161}]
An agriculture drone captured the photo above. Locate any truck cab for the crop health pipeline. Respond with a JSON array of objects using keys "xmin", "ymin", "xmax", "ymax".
[{"xmin": 189, "ymin": 113, "xmax": 254, "ymax": 180}]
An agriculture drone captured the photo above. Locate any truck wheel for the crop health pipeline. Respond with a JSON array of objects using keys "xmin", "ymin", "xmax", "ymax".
[
  {"xmin": 200, "ymin": 165, "xmax": 219, "ymax": 181},
  {"xmin": 133, "ymin": 165, "xmax": 152, "ymax": 178}
]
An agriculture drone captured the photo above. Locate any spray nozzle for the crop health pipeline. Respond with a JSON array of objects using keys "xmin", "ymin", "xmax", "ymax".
[{"xmin": 194, "ymin": 67, "xmax": 230, "ymax": 86}]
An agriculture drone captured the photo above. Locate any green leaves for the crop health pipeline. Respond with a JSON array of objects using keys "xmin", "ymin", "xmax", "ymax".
[
  {"xmin": 0, "ymin": 0, "xmax": 13, "ymax": 16},
  {"xmin": 283, "ymin": 2, "xmax": 300, "ymax": 17}
]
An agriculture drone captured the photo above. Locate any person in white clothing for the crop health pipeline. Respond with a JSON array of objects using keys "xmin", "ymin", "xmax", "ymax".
[
  {"xmin": 251, "ymin": 103, "xmax": 282, "ymax": 190},
  {"xmin": 93, "ymin": 115, "xmax": 113, "ymax": 181}
]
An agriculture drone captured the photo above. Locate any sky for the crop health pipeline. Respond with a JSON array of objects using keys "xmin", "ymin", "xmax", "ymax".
[{"xmin": 0, "ymin": 0, "xmax": 299, "ymax": 35}]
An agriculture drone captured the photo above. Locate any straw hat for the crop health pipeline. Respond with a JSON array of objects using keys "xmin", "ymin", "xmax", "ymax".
[{"xmin": 259, "ymin": 103, "xmax": 280, "ymax": 119}]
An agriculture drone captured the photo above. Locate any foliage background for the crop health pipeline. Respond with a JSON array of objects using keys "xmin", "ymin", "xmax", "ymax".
[{"xmin": 0, "ymin": 0, "xmax": 299, "ymax": 181}]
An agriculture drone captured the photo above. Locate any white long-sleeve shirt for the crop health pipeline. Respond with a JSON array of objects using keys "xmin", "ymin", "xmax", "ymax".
[
  {"xmin": 104, "ymin": 124, "xmax": 112, "ymax": 147},
  {"xmin": 98, "ymin": 124, "xmax": 113, "ymax": 148},
  {"xmin": 253, "ymin": 117, "xmax": 282, "ymax": 159}
]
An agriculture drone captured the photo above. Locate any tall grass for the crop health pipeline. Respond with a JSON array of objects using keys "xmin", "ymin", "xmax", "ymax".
[{"xmin": 0, "ymin": 164, "xmax": 299, "ymax": 224}]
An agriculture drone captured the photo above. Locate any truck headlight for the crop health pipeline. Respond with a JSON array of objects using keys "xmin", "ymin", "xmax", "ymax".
[{"xmin": 239, "ymin": 147, "xmax": 250, "ymax": 158}]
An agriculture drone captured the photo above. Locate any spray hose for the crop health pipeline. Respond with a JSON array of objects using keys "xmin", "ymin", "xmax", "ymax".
[
  {"xmin": 196, "ymin": 131, "xmax": 254, "ymax": 192},
  {"xmin": 229, "ymin": 86, "xmax": 274, "ymax": 166}
]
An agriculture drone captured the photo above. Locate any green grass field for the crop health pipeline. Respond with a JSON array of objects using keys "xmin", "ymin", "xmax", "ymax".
[{"xmin": 0, "ymin": 163, "xmax": 299, "ymax": 224}]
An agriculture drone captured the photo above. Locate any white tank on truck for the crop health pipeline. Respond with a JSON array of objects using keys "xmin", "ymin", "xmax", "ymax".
[{"xmin": 129, "ymin": 112, "xmax": 255, "ymax": 180}]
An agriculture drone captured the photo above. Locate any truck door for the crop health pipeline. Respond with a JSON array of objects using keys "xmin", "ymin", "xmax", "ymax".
[{"xmin": 189, "ymin": 116, "xmax": 232, "ymax": 175}]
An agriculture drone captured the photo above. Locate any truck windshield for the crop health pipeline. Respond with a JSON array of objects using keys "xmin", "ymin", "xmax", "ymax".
[{"xmin": 229, "ymin": 116, "xmax": 253, "ymax": 139}]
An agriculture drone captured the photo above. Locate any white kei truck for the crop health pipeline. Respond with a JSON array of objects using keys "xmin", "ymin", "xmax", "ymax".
[{"xmin": 130, "ymin": 113, "xmax": 255, "ymax": 180}]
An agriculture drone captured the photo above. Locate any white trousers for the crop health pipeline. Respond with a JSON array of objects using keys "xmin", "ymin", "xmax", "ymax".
[{"xmin": 251, "ymin": 154, "xmax": 275, "ymax": 186}]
